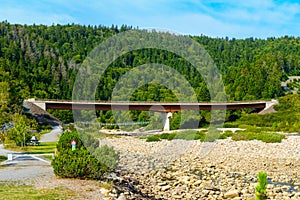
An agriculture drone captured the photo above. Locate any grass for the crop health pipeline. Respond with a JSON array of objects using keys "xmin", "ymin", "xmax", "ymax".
[
  {"xmin": 0, "ymin": 183, "xmax": 77, "ymax": 200},
  {"xmin": 4, "ymin": 142, "xmax": 57, "ymax": 154}
]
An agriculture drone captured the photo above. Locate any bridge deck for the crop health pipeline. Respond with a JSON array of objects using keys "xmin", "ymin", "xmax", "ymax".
[{"xmin": 31, "ymin": 100, "xmax": 269, "ymax": 112}]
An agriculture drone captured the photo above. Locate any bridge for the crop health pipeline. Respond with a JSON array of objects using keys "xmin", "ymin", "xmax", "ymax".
[{"xmin": 25, "ymin": 99, "xmax": 278, "ymax": 131}]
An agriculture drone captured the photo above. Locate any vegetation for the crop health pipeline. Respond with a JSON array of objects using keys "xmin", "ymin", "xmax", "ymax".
[
  {"xmin": 0, "ymin": 155, "xmax": 7, "ymax": 162},
  {"xmin": 226, "ymin": 94, "xmax": 300, "ymax": 132},
  {"xmin": 51, "ymin": 131, "xmax": 119, "ymax": 180},
  {"xmin": 255, "ymin": 172, "xmax": 268, "ymax": 200},
  {"xmin": 0, "ymin": 22, "xmax": 298, "ymax": 143},
  {"xmin": 1, "ymin": 113, "xmax": 38, "ymax": 147},
  {"xmin": 4, "ymin": 142, "xmax": 56, "ymax": 155},
  {"xmin": 231, "ymin": 131, "xmax": 285, "ymax": 143},
  {"xmin": 0, "ymin": 22, "xmax": 299, "ymax": 125},
  {"xmin": 0, "ymin": 183, "xmax": 77, "ymax": 199},
  {"xmin": 145, "ymin": 129, "xmax": 285, "ymax": 143}
]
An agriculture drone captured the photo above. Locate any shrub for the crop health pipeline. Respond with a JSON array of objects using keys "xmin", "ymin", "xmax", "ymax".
[
  {"xmin": 175, "ymin": 130, "xmax": 199, "ymax": 140},
  {"xmin": 51, "ymin": 131, "xmax": 119, "ymax": 180},
  {"xmin": 93, "ymin": 145, "xmax": 119, "ymax": 170},
  {"xmin": 146, "ymin": 135, "xmax": 161, "ymax": 142},
  {"xmin": 0, "ymin": 155, "xmax": 7, "ymax": 162},
  {"xmin": 159, "ymin": 133, "xmax": 176, "ymax": 140},
  {"xmin": 256, "ymin": 171, "xmax": 268, "ymax": 200},
  {"xmin": 218, "ymin": 131, "xmax": 233, "ymax": 139},
  {"xmin": 231, "ymin": 131, "xmax": 285, "ymax": 143},
  {"xmin": 203, "ymin": 128, "xmax": 220, "ymax": 142}
]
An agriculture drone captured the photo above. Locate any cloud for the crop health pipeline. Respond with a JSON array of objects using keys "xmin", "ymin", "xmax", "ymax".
[{"xmin": 0, "ymin": 0, "xmax": 300, "ymax": 38}]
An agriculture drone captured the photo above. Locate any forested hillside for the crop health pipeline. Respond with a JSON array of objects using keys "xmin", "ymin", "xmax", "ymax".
[{"xmin": 1, "ymin": 21, "xmax": 300, "ymax": 111}]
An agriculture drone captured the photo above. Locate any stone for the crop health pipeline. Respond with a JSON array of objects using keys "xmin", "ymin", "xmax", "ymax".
[
  {"xmin": 100, "ymin": 188, "xmax": 110, "ymax": 196},
  {"xmin": 117, "ymin": 193, "xmax": 127, "ymax": 200},
  {"xmin": 224, "ymin": 190, "xmax": 239, "ymax": 198},
  {"xmin": 161, "ymin": 185, "xmax": 172, "ymax": 192}
]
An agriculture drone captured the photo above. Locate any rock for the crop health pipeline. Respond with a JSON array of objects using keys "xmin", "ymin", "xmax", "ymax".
[
  {"xmin": 158, "ymin": 181, "xmax": 168, "ymax": 186},
  {"xmin": 100, "ymin": 188, "xmax": 110, "ymax": 195},
  {"xmin": 194, "ymin": 180, "xmax": 202, "ymax": 186},
  {"xmin": 117, "ymin": 193, "xmax": 127, "ymax": 200},
  {"xmin": 161, "ymin": 185, "xmax": 172, "ymax": 192},
  {"xmin": 224, "ymin": 190, "xmax": 239, "ymax": 198}
]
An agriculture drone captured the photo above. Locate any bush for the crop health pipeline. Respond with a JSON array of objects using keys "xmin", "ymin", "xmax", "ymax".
[
  {"xmin": 93, "ymin": 145, "xmax": 119, "ymax": 170},
  {"xmin": 175, "ymin": 130, "xmax": 199, "ymax": 140},
  {"xmin": 0, "ymin": 155, "xmax": 7, "ymax": 162},
  {"xmin": 51, "ymin": 131, "xmax": 119, "ymax": 180},
  {"xmin": 159, "ymin": 133, "xmax": 176, "ymax": 140},
  {"xmin": 218, "ymin": 131, "xmax": 233, "ymax": 139},
  {"xmin": 146, "ymin": 135, "xmax": 161, "ymax": 142},
  {"xmin": 204, "ymin": 128, "xmax": 220, "ymax": 142},
  {"xmin": 231, "ymin": 131, "xmax": 285, "ymax": 143}
]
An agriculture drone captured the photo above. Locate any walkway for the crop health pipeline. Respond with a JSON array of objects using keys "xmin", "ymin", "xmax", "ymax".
[{"xmin": 0, "ymin": 126, "xmax": 61, "ymax": 182}]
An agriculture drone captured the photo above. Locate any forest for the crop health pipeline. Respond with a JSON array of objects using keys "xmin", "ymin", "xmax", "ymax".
[{"xmin": 0, "ymin": 21, "xmax": 299, "ymax": 126}]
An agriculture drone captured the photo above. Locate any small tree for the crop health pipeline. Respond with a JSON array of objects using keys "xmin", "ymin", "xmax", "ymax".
[
  {"xmin": 8, "ymin": 114, "xmax": 31, "ymax": 147},
  {"xmin": 256, "ymin": 171, "xmax": 268, "ymax": 200},
  {"xmin": 52, "ymin": 131, "xmax": 119, "ymax": 180}
]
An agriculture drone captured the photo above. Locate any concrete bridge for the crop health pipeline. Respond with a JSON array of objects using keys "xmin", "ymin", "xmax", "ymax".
[{"xmin": 25, "ymin": 99, "xmax": 278, "ymax": 131}]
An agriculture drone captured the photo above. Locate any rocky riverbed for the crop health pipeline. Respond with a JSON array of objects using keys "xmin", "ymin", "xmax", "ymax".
[{"xmin": 101, "ymin": 133, "xmax": 300, "ymax": 199}]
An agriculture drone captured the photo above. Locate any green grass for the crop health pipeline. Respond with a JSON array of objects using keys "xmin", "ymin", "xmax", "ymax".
[
  {"xmin": 5, "ymin": 142, "xmax": 57, "ymax": 154},
  {"xmin": 0, "ymin": 183, "xmax": 76, "ymax": 200}
]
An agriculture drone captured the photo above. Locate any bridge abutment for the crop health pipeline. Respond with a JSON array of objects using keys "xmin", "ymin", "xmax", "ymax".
[{"xmin": 26, "ymin": 98, "xmax": 46, "ymax": 110}]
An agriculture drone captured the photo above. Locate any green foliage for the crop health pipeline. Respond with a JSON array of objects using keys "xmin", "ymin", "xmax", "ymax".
[
  {"xmin": 218, "ymin": 131, "xmax": 233, "ymax": 139},
  {"xmin": 159, "ymin": 133, "xmax": 176, "ymax": 140},
  {"xmin": 256, "ymin": 172, "xmax": 268, "ymax": 200},
  {"xmin": 0, "ymin": 155, "xmax": 7, "ymax": 162},
  {"xmin": 204, "ymin": 129, "xmax": 220, "ymax": 142},
  {"xmin": 232, "ymin": 94, "xmax": 300, "ymax": 133},
  {"xmin": 146, "ymin": 130, "xmax": 207, "ymax": 142},
  {"xmin": 175, "ymin": 130, "xmax": 206, "ymax": 141},
  {"xmin": 145, "ymin": 128, "xmax": 284, "ymax": 143},
  {"xmin": 146, "ymin": 135, "xmax": 161, "ymax": 142},
  {"xmin": 7, "ymin": 114, "xmax": 32, "ymax": 146},
  {"xmin": 1, "ymin": 22, "xmax": 300, "ymax": 125},
  {"xmin": 231, "ymin": 131, "xmax": 285, "ymax": 143},
  {"xmin": 93, "ymin": 145, "xmax": 120, "ymax": 170},
  {"xmin": 52, "ymin": 131, "xmax": 119, "ymax": 180}
]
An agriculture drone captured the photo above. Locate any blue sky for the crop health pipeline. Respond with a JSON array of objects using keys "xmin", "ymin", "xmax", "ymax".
[{"xmin": 1, "ymin": 0, "xmax": 300, "ymax": 38}]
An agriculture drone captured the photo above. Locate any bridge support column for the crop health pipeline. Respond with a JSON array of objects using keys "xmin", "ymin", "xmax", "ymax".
[{"xmin": 163, "ymin": 112, "xmax": 173, "ymax": 131}]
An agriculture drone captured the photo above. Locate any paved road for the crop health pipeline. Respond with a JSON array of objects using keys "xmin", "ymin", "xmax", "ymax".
[
  {"xmin": 0, "ymin": 144, "xmax": 17, "ymax": 157},
  {"xmin": 0, "ymin": 126, "xmax": 61, "ymax": 182},
  {"xmin": 40, "ymin": 126, "xmax": 62, "ymax": 142}
]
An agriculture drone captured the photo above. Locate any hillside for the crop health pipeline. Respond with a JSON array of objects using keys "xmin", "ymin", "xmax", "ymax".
[{"xmin": 0, "ymin": 21, "xmax": 300, "ymax": 125}]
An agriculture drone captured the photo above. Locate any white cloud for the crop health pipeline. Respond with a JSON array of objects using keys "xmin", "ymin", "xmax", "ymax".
[{"xmin": 0, "ymin": 0, "xmax": 300, "ymax": 38}]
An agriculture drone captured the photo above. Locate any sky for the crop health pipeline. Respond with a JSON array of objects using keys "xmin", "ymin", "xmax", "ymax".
[{"xmin": 1, "ymin": 0, "xmax": 300, "ymax": 38}]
